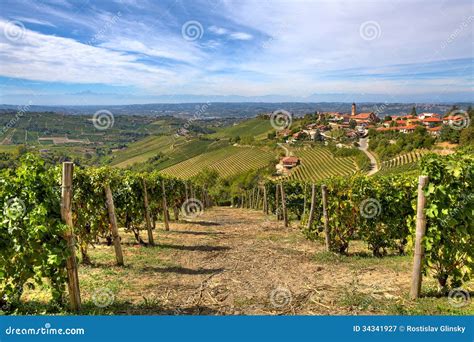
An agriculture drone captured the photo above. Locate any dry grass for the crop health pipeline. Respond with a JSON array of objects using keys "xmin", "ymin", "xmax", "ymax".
[{"xmin": 18, "ymin": 207, "xmax": 473, "ymax": 315}]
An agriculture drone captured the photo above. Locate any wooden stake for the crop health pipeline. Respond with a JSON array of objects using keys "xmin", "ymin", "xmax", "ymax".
[
  {"xmin": 185, "ymin": 182, "xmax": 189, "ymax": 202},
  {"xmin": 61, "ymin": 162, "xmax": 81, "ymax": 311},
  {"xmin": 105, "ymin": 185, "xmax": 124, "ymax": 266},
  {"xmin": 410, "ymin": 176, "xmax": 429, "ymax": 299},
  {"xmin": 321, "ymin": 184, "xmax": 330, "ymax": 252},
  {"xmin": 142, "ymin": 178, "xmax": 155, "ymax": 246},
  {"xmin": 303, "ymin": 183, "xmax": 308, "ymax": 216},
  {"xmin": 162, "ymin": 180, "xmax": 170, "ymax": 231},
  {"xmin": 173, "ymin": 206, "xmax": 179, "ymax": 221},
  {"xmin": 280, "ymin": 182, "xmax": 289, "ymax": 228},
  {"xmin": 306, "ymin": 184, "xmax": 316, "ymax": 230},
  {"xmin": 255, "ymin": 186, "xmax": 260, "ymax": 210},
  {"xmin": 275, "ymin": 183, "xmax": 280, "ymax": 220},
  {"xmin": 263, "ymin": 186, "xmax": 269, "ymax": 214}
]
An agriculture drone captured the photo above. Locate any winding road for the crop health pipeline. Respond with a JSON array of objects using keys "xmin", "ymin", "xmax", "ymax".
[{"xmin": 358, "ymin": 137, "xmax": 379, "ymax": 176}]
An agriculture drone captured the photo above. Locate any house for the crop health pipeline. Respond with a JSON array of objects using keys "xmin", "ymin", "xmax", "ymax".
[
  {"xmin": 278, "ymin": 129, "xmax": 292, "ymax": 137},
  {"xmin": 443, "ymin": 115, "xmax": 464, "ymax": 126},
  {"xmin": 418, "ymin": 113, "xmax": 441, "ymax": 120},
  {"xmin": 352, "ymin": 112, "xmax": 379, "ymax": 124},
  {"xmin": 399, "ymin": 125, "xmax": 417, "ymax": 133},
  {"xmin": 281, "ymin": 156, "xmax": 300, "ymax": 168},
  {"xmin": 427, "ymin": 126, "xmax": 442, "ymax": 136},
  {"xmin": 422, "ymin": 117, "xmax": 442, "ymax": 128}
]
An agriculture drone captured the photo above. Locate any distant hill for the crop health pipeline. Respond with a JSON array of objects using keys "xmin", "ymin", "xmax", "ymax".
[{"xmin": 1, "ymin": 102, "xmax": 469, "ymax": 119}]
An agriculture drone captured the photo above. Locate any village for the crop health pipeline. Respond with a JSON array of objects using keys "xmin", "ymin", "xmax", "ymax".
[{"xmin": 275, "ymin": 103, "xmax": 462, "ymax": 174}]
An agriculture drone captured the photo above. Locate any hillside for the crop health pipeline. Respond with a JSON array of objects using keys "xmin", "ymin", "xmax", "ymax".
[
  {"xmin": 281, "ymin": 146, "xmax": 357, "ymax": 182},
  {"xmin": 377, "ymin": 150, "xmax": 429, "ymax": 176},
  {"xmin": 160, "ymin": 145, "xmax": 275, "ymax": 179},
  {"xmin": 208, "ymin": 117, "xmax": 273, "ymax": 140}
]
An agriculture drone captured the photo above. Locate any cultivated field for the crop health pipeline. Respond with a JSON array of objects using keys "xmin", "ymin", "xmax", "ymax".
[
  {"xmin": 283, "ymin": 146, "xmax": 357, "ymax": 182},
  {"xmin": 378, "ymin": 150, "xmax": 429, "ymax": 176},
  {"xmin": 209, "ymin": 118, "xmax": 273, "ymax": 140},
  {"xmin": 161, "ymin": 146, "xmax": 275, "ymax": 179}
]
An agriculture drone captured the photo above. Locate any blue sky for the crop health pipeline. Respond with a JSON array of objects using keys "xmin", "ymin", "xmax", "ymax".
[{"xmin": 0, "ymin": 0, "xmax": 472, "ymax": 105}]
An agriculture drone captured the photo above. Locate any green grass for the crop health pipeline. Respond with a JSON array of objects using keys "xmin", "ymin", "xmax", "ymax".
[
  {"xmin": 282, "ymin": 146, "xmax": 357, "ymax": 182},
  {"xmin": 161, "ymin": 145, "xmax": 275, "ymax": 179},
  {"xmin": 209, "ymin": 117, "xmax": 273, "ymax": 140}
]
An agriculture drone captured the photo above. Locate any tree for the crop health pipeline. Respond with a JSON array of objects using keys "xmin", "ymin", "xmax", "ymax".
[
  {"xmin": 460, "ymin": 126, "xmax": 474, "ymax": 146},
  {"xmin": 410, "ymin": 106, "xmax": 417, "ymax": 116},
  {"xmin": 349, "ymin": 119, "xmax": 357, "ymax": 129}
]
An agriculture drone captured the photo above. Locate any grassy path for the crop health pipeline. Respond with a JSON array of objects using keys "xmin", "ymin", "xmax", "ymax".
[{"xmin": 21, "ymin": 208, "xmax": 472, "ymax": 315}]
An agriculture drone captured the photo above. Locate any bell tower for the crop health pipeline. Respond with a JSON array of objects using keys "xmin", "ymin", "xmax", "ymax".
[{"xmin": 351, "ymin": 102, "xmax": 356, "ymax": 116}]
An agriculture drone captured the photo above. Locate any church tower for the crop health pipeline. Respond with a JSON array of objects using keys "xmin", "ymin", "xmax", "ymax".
[{"xmin": 351, "ymin": 103, "xmax": 356, "ymax": 116}]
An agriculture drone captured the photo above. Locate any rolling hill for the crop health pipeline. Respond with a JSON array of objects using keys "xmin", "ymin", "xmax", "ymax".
[
  {"xmin": 160, "ymin": 145, "xmax": 275, "ymax": 179},
  {"xmin": 281, "ymin": 146, "xmax": 358, "ymax": 182}
]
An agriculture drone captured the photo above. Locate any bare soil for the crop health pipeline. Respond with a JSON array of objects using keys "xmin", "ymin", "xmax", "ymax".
[{"xmin": 76, "ymin": 207, "xmax": 453, "ymax": 315}]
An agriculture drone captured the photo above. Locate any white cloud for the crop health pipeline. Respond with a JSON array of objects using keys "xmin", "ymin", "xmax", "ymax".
[
  {"xmin": 0, "ymin": 19, "xmax": 184, "ymax": 89},
  {"xmin": 208, "ymin": 25, "xmax": 228, "ymax": 35},
  {"xmin": 12, "ymin": 17, "xmax": 56, "ymax": 27},
  {"xmin": 229, "ymin": 32, "xmax": 253, "ymax": 40}
]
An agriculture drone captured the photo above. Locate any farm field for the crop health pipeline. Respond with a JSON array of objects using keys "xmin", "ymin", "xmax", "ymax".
[
  {"xmin": 16, "ymin": 208, "xmax": 472, "ymax": 315},
  {"xmin": 283, "ymin": 146, "xmax": 357, "ymax": 182},
  {"xmin": 208, "ymin": 117, "xmax": 273, "ymax": 140},
  {"xmin": 161, "ymin": 146, "xmax": 275, "ymax": 179},
  {"xmin": 378, "ymin": 150, "xmax": 429, "ymax": 176}
]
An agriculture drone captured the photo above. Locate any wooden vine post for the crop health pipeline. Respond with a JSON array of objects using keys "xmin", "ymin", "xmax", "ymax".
[
  {"xmin": 185, "ymin": 182, "xmax": 189, "ymax": 202},
  {"xmin": 275, "ymin": 183, "xmax": 280, "ymax": 220},
  {"xmin": 142, "ymin": 178, "xmax": 155, "ymax": 246},
  {"xmin": 105, "ymin": 185, "xmax": 124, "ymax": 266},
  {"xmin": 306, "ymin": 184, "xmax": 316, "ymax": 230},
  {"xmin": 263, "ymin": 186, "xmax": 269, "ymax": 215},
  {"xmin": 162, "ymin": 180, "xmax": 170, "ymax": 231},
  {"xmin": 280, "ymin": 182, "xmax": 289, "ymax": 228},
  {"xmin": 321, "ymin": 184, "xmax": 330, "ymax": 252},
  {"xmin": 410, "ymin": 175, "xmax": 429, "ymax": 299},
  {"xmin": 303, "ymin": 183, "xmax": 308, "ymax": 216},
  {"xmin": 60, "ymin": 162, "xmax": 81, "ymax": 311},
  {"xmin": 256, "ymin": 187, "xmax": 261, "ymax": 210}
]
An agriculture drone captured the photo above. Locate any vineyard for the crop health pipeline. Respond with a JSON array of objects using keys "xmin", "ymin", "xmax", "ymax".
[
  {"xmin": 161, "ymin": 146, "xmax": 275, "ymax": 179},
  {"xmin": 0, "ymin": 151, "xmax": 472, "ymax": 315},
  {"xmin": 378, "ymin": 150, "xmax": 429, "ymax": 176},
  {"xmin": 282, "ymin": 146, "xmax": 357, "ymax": 182},
  {"xmin": 209, "ymin": 117, "xmax": 273, "ymax": 140}
]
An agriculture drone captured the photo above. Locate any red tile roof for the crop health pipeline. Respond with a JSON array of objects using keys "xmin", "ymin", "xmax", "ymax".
[
  {"xmin": 423, "ymin": 117, "xmax": 442, "ymax": 123},
  {"xmin": 282, "ymin": 156, "xmax": 299, "ymax": 164},
  {"xmin": 353, "ymin": 113, "xmax": 373, "ymax": 119}
]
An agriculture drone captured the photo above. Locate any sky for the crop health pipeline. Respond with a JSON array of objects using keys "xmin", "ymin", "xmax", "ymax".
[{"xmin": 0, "ymin": 0, "xmax": 472, "ymax": 105}]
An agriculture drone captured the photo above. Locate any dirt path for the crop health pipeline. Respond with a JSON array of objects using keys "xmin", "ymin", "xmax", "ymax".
[
  {"xmin": 95, "ymin": 207, "xmax": 418, "ymax": 315},
  {"xmin": 358, "ymin": 137, "xmax": 379, "ymax": 175}
]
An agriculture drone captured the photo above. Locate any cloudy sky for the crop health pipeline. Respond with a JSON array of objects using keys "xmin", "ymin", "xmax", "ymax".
[{"xmin": 0, "ymin": 0, "xmax": 472, "ymax": 105}]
